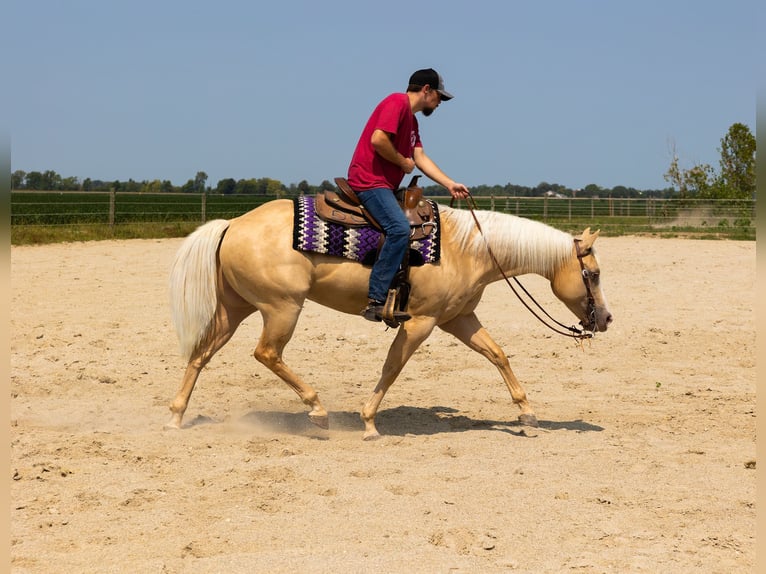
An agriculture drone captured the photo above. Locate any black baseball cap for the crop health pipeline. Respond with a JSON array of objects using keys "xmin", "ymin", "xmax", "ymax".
[{"xmin": 409, "ymin": 68, "xmax": 454, "ymax": 101}]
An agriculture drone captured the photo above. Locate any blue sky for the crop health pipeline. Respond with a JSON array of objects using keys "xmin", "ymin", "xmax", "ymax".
[{"xmin": 6, "ymin": 0, "xmax": 758, "ymax": 191}]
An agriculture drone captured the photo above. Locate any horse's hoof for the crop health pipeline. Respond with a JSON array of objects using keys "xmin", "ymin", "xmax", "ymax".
[
  {"xmin": 518, "ymin": 413, "xmax": 539, "ymax": 427},
  {"xmin": 164, "ymin": 417, "xmax": 182, "ymax": 430},
  {"xmin": 362, "ymin": 431, "xmax": 381, "ymax": 441},
  {"xmin": 308, "ymin": 413, "xmax": 329, "ymax": 430}
]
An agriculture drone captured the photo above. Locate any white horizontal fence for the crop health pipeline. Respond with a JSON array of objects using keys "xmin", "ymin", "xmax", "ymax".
[
  {"xmin": 435, "ymin": 195, "xmax": 754, "ymax": 236},
  {"xmin": 10, "ymin": 191, "xmax": 756, "ymax": 238}
]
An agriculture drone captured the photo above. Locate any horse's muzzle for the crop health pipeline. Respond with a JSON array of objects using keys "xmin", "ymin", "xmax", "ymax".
[{"xmin": 581, "ymin": 311, "xmax": 613, "ymax": 333}]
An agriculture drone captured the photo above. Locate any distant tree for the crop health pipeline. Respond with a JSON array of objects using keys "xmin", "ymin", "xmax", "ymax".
[
  {"xmin": 89, "ymin": 179, "xmax": 110, "ymax": 191},
  {"xmin": 319, "ymin": 180, "xmax": 335, "ymax": 191},
  {"xmin": 20, "ymin": 169, "xmax": 62, "ymax": 190},
  {"xmin": 235, "ymin": 179, "xmax": 258, "ymax": 194},
  {"xmin": 43, "ymin": 170, "xmax": 62, "ymax": 190},
  {"xmin": 61, "ymin": 176, "xmax": 80, "ymax": 190},
  {"xmin": 665, "ymin": 124, "xmax": 754, "ymax": 200},
  {"xmin": 581, "ymin": 183, "xmax": 603, "ymax": 197},
  {"xmin": 611, "ymin": 185, "xmax": 629, "ymax": 197},
  {"xmin": 180, "ymin": 179, "xmax": 196, "ymax": 193},
  {"xmin": 252, "ymin": 178, "xmax": 267, "ymax": 194},
  {"xmin": 122, "ymin": 178, "xmax": 141, "ymax": 192},
  {"xmin": 506, "ymin": 183, "xmax": 532, "ymax": 196},
  {"xmin": 25, "ymin": 171, "xmax": 45, "ymax": 190},
  {"xmin": 11, "ymin": 170, "xmax": 26, "ymax": 189},
  {"xmin": 716, "ymin": 122, "xmax": 755, "ymax": 200},
  {"xmin": 685, "ymin": 164, "xmax": 715, "ymax": 198},
  {"xmin": 663, "ymin": 142, "xmax": 713, "ymax": 199},
  {"xmin": 483, "ymin": 184, "xmax": 506, "ymax": 195},
  {"xmin": 215, "ymin": 178, "xmax": 237, "ymax": 195},
  {"xmin": 533, "ymin": 181, "xmax": 551, "ymax": 195},
  {"xmin": 297, "ymin": 179, "xmax": 311, "ymax": 194},
  {"xmin": 142, "ymin": 180, "xmax": 163, "ymax": 193},
  {"xmin": 160, "ymin": 180, "xmax": 175, "ymax": 193},
  {"xmin": 664, "ymin": 151, "xmax": 684, "ymax": 195},
  {"xmin": 264, "ymin": 178, "xmax": 284, "ymax": 196},
  {"xmin": 194, "ymin": 171, "xmax": 208, "ymax": 193}
]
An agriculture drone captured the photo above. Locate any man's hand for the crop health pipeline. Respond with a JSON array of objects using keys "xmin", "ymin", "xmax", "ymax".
[
  {"xmin": 448, "ymin": 182, "xmax": 470, "ymax": 199},
  {"xmin": 400, "ymin": 157, "xmax": 416, "ymax": 174},
  {"xmin": 371, "ymin": 129, "xmax": 416, "ymax": 174}
]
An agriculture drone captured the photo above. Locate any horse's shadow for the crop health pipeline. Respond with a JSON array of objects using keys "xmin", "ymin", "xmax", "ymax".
[
  {"xmin": 351, "ymin": 406, "xmax": 603, "ymax": 436},
  {"xmin": 219, "ymin": 405, "xmax": 603, "ymax": 437}
]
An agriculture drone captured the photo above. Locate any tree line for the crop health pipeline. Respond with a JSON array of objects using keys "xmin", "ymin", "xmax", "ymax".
[
  {"xmin": 664, "ymin": 122, "xmax": 755, "ymax": 200},
  {"xmin": 11, "ymin": 123, "xmax": 754, "ymax": 201}
]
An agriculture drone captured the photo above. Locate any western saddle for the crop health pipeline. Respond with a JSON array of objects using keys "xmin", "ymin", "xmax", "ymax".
[
  {"xmin": 313, "ymin": 176, "xmax": 438, "ymax": 327},
  {"xmin": 315, "ymin": 176, "xmax": 436, "ymax": 241}
]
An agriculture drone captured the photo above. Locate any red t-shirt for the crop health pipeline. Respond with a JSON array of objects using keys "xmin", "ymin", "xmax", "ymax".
[{"xmin": 347, "ymin": 93, "xmax": 422, "ymax": 191}]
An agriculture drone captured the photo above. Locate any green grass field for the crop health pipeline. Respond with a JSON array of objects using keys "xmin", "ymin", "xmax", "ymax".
[{"xmin": 11, "ymin": 192, "xmax": 755, "ymax": 244}]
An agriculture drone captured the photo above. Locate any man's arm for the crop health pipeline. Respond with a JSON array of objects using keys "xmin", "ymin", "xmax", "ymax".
[
  {"xmin": 371, "ymin": 129, "xmax": 415, "ymax": 174},
  {"xmin": 413, "ymin": 147, "xmax": 470, "ymax": 198}
]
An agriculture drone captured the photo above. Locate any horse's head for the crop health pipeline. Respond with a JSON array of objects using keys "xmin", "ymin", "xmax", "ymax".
[{"xmin": 551, "ymin": 228, "xmax": 613, "ymax": 333}]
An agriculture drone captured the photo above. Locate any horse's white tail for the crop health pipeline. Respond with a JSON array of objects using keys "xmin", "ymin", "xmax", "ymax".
[{"xmin": 169, "ymin": 219, "xmax": 231, "ymax": 361}]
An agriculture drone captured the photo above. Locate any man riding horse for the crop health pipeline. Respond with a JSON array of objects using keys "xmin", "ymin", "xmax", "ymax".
[{"xmin": 346, "ymin": 68, "xmax": 470, "ymax": 323}]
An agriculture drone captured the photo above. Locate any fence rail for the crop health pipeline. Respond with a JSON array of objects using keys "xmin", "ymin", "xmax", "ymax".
[{"xmin": 10, "ymin": 191, "xmax": 756, "ymax": 238}]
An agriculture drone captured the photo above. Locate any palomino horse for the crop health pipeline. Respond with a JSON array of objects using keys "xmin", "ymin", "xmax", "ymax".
[{"xmin": 167, "ymin": 199, "xmax": 612, "ymax": 440}]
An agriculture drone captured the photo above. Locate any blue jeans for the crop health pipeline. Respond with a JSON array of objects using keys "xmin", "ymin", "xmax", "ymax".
[{"xmin": 358, "ymin": 187, "xmax": 410, "ymax": 302}]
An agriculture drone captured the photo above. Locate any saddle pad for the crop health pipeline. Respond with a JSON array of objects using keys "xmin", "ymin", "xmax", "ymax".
[{"xmin": 292, "ymin": 195, "xmax": 440, "ymax": 265}]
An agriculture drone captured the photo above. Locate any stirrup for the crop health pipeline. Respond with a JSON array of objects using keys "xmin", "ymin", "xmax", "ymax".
[
  {"xmin": 360, "ymin": 291, "xmax": 411, "ymax": 327},
  {"xmin": 380, "ymin": 289, "xmax": 411, "ymax": 328}
]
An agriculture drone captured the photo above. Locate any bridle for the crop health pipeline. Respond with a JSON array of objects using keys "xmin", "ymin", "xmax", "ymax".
[
  {"xmin": 574, "ymin": 238, "xmax": 598, "ymax": 335},
  {"xmin": 456, "ymin": 194, "xmax": 596, "ymax": 341}
]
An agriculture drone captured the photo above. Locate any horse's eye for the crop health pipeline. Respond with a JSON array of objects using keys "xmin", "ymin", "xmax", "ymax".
[{"xmin": 582, "ymin": 269, "xmax": 600, "ymax": 282}]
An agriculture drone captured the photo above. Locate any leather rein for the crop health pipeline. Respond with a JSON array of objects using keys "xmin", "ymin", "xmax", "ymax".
[{"xmin": 455, "ymin": 194, "xmax": 596, "ymax": 341}]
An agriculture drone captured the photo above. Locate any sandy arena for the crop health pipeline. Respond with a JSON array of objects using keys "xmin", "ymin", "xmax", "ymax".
[{"xmin": 10, "ymin": 233, "xmax": 755, "ymax": 573}]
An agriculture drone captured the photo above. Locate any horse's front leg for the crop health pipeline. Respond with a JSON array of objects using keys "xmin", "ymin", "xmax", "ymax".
[
  {"xmin": 361, "ymin": 317, "xmax": 436, "ymax": 440},
  {"xmin": 439, "ymin": 312, "xmax": 538, "ymax": 427}
]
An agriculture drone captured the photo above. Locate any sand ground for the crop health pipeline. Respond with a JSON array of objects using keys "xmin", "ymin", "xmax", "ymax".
[{"xmin": 10, "ymin": 234, "xmax": 755, "ymax": 573}]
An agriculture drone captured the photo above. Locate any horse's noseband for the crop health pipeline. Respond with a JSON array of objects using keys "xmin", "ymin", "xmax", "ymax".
[{"xmin": 574, "ymin": 239, "xmax": 598, "ymax": 332}]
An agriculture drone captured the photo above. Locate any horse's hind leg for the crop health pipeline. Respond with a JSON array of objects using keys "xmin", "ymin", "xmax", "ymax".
[
  {"xmin": 439, "ymin": 312, "xmax": 539, "ymax": 427},
  {"xmin": 167, "ymin": 302, "xmax": 252, "ymax": 429},
  {"xmin": 254, "ymin": 303, "xmax": 329, "ymax": 429}
]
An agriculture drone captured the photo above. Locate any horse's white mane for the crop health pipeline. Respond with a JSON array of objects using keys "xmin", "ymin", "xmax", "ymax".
[{"xmin": 440, "ymin": 205, "xmax": 574, "ymax": 275}]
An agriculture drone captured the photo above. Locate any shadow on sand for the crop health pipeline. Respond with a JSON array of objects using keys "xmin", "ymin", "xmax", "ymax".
[{"xmin": 215, "ymin": 405, "xmax": 605, "ymax": 437}]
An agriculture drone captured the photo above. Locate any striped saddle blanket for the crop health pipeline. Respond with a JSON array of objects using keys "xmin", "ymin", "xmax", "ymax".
[{"xmin": 292, "ymin": 195, "xmax": 440, "ymax": 266}]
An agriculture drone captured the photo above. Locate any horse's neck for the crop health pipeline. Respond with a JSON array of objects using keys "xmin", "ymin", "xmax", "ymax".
[{"xmin": 445, "ymin": 208, "xmax": 573, "ymax": 279}]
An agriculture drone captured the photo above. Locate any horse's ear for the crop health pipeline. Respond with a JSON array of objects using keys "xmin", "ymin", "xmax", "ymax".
[{"xmin": 578, "ymin": 228, "xmax": 600, "ymax": 251}]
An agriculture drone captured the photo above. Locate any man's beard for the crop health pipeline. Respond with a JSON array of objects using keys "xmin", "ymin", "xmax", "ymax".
[{"xmin": 422, "ymin": 106, "xmax": 435, "ymax": 117}]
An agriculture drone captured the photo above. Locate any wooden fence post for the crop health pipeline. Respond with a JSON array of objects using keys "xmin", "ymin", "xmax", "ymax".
[
  {"xmin": 109, "ymin": 191, "xmax": 115, "ymax": 227},
  {"xmin": 201, "ymin": 193, "xmax": 206, "ymax": 223}
]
